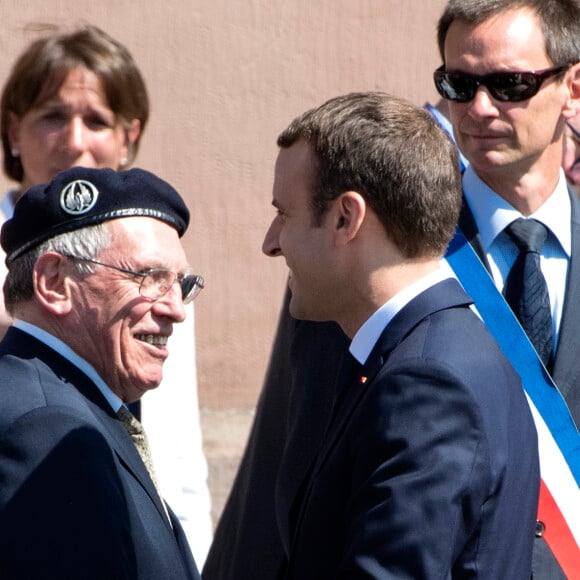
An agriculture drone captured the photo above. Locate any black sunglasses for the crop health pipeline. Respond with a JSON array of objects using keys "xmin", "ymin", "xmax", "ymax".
[{"xmin": 433, "ymin": 64, "xmax": 570, "ymax": 103}]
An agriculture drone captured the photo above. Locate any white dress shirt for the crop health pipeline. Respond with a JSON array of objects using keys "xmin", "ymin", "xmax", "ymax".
[
  {"xmin": 12, "ymin": 319, "xmax": 124, "ymax": 412},
  {"xmin": 350, "ymin": 268, "xmax": 452, "ymax": 365},
  {"xmin": 462, "ymin": 165, "xmax": 570, "ymax": 350}
]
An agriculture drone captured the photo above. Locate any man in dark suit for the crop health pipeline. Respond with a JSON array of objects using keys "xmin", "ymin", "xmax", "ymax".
[
  {"xmin": 0, "ymin": 167, "xmax": 204, "ymax": 579},
  {"xmin": 435, "ymin": 2, "xmax": 580, "ymax": 576},
  {"xmin": 204, "ymin": 2, "xmax": 580, "ymax": 579},
  {"xmin": 263, "ymin": 92, "xmax": 538, "ymax": 577}
]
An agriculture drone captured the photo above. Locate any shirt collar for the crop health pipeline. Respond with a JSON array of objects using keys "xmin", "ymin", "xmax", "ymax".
[
  {"xmin": 423, "ymin": 103, "xmax": 468, "ymax": 171},
  {"xmin": 12, "ymin": 319, "xmax": 123, "ymax": 412},
  {"xmin": 350, "ymin": 266, "xmax": 451, "ymax": 365},
  {"xmin": 0, "ymin": 191, "xmax": 16, "ymax": 221},
  {"xmin": 463, "ymin": 165, "xmax": 571, "ymax": 256}
]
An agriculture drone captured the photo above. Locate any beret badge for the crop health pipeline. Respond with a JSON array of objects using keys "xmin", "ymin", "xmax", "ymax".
[
  {"xmin": 60, "ymin": 179, "xmax": 99, "ymax": 215},
  {"xmin": 1, "ymin": 167, "xmax": 190, "ymax": 265}
]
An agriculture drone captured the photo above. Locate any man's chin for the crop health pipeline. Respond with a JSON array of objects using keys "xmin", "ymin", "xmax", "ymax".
[
  {"xmin": 289, "ymin": 297, "xmax": 326, "ymax": 323},
  {"xmin": 126, "ymin": 374, "xmax": 163, "ymax": 402},
  {"xmin": 288, "ymin": 296, "xmax": 308, "ymax": 321}
]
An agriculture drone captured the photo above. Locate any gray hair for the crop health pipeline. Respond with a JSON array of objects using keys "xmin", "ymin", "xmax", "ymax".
[{"xmin": 3, "ymin": 222, "xmax": 110, "ymax": 314}]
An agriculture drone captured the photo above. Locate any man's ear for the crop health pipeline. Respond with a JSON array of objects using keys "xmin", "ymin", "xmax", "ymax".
[
  {"xmin": 7, "ymin": 112, "xmax": 21, "ymax": 153},
  {"xmin": 33, "ymin": 252, "xmax": 74, "ymax": 315},
  {"xmin": 563, "ymin": 63, "xmax": 580, "ymax": 119},
  {"xmin": 334, "ymin": 191, "xmax": 366, "ymax": 247}
]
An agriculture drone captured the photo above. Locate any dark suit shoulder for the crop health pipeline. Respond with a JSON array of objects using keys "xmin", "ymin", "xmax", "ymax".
[
  {"xmin": 406, "ymin": 305, "xmax": 516, "ymax": 377},
  {"xmin": 387, "ymin": 303, "xmax": 530, "ymax": 444},
  {"xmin": 290, "ymin": 298, "xmax": 538, "ymax": 579},
  {"xmin": 0, "ymin": 351, "xmax": 102, "ymax": 430},
  {"xmin": 0, "ymin": 405, "xmax": 139, "ymax": 578}
]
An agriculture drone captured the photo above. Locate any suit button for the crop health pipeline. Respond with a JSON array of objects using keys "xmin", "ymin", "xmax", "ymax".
[{"xmin": 535, "ymin": 521, "xmax": 545, "ymax": 537}]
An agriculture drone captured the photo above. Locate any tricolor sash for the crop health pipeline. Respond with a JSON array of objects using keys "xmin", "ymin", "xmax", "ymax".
[{"xmin": 446, "ymin": 228, "xmax": 580, "ymax": 577}]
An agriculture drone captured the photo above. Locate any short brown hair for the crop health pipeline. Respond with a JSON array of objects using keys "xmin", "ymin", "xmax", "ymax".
[
  {"xmin": 277, "ymin": 92, "xmax": 462, "ymax": 258},
  {"xmin": 437, "ymin": 0, "xmax": 580, "ymax": 66},
  {"xmin": 1, "ymin": 24, "xmax": 150, "ymax": 182}
]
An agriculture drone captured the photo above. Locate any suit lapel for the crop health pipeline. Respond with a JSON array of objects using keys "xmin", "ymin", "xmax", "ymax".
[
  {"xmin": 166, "ymin": 503, "xmax": 200, "ymax": 578},
  {"xmin": 460, "ymin": 189, "xmax": 580, "ymax": 425},
  {"xmin": 312, "ymin": 279, "xmax": 472, "ymax": 472},
  {"xmin": 458, "ymin": 196, "xmax": 491, "ymax": 270},
  {"xmin": 98, "ymin": 406, "xmax": 174, "ymax": 529},
  {"xmin": 551, "ymin": 191, "xmax": 580, "ymax": 410},
  {"xmin": 1, "ymin": 328, "xmax": 173, "ymax": 529},
  {"xmin": 288, "ymin": 280, "xmax": 473, "ymax": 555}
]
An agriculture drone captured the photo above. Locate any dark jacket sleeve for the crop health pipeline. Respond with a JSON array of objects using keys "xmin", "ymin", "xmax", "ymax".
[{"xmin": 0, "ymin": 406, "xmax": 138, "ymax": 579}]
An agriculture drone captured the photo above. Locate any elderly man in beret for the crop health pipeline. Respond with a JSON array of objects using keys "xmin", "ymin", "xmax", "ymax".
[{"xmin": 0, "ymin": 167, "xmax": 204, "ymax": 579}]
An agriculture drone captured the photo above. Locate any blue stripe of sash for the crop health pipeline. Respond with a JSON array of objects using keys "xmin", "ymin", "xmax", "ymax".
[{"xmin": 445, "ymin": 228, "xmax": 580, "ymax": 484}]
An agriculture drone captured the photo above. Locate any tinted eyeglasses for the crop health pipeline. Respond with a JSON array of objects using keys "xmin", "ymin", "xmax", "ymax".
[
  {"xmin": 64, "ymin": 254, "xmax": 204, "ymax": 304},
  {"xmin": 433, "ymin": 64, "xmax": 570, "ymax": 103}
]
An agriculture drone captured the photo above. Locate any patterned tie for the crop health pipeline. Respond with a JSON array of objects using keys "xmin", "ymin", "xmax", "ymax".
[
  {"xmin": 117, "ymin": 405, "xmax": 171, "ymax": 523},
  {"xmin": 503, "ymin": 218, "xmax": 553, "ymax": 368}
]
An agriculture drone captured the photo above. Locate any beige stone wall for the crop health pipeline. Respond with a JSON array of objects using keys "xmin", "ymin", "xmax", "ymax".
[{"xmin": 0, "ymin": 0, "xmax": 447, "ymax": 413}]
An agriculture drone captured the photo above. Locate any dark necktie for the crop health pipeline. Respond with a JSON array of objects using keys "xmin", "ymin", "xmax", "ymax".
[
  {"xmin": 503, "ymin": 218, "xmax": 553, "ymax": 368},
  {"xmin": 117, "ymin": 405, "xmax": 171, "ymax": 523},
  {"xmin": 326, "ymin": 351, "xmax": 361, "ymax": 429}
]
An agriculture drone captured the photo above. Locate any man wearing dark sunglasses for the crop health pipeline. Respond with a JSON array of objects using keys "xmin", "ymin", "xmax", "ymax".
[
  {"xmin": 435, "ymin": 1, "xmax": 580, "ymax": 578},
  {"xmin": 204, "ymin": 1, "xmax": 580, "ymax": 579}
]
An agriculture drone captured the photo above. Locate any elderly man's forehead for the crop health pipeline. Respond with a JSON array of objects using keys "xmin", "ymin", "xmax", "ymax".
[
  {"xmin": 106, "ymin": 215, "xmax": 183, "ymax": 238},
  {"xmin": 103, "ymin": 216, "xmax": 188, "ymax": 267}
]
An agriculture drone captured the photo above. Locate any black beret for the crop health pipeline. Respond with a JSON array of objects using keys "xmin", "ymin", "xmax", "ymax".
[{"xmin": 1, "ymin": 166, "xmax": 190, "ymax": 264}]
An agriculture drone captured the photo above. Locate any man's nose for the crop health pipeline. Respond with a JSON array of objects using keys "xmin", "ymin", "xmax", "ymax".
[{"xmin": 262, "ymin": 217, "xmax": 283, "ymax": 257}]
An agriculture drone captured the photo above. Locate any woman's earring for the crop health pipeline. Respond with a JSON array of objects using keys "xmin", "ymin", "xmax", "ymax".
[{"xmin": 11, "ymin": 147, "xmax": 19, "ymax": 158}]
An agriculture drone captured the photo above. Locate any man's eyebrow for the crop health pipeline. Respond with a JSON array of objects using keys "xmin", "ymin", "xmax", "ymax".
[{"xmin": 123, "ymin": 258, "xmax": 191, "ymax": 274}]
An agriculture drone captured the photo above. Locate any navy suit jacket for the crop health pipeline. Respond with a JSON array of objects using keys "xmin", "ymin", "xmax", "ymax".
[
  {"xmin": 459, "ymin": 190, "xmax": 580, "ymax": 426},
  {"xmin": 0, "ymin": 328, "xmax": 200, "ymax": 580},
  {"xmin": 205, "ymin": 192, "xmax": 580, "ymax": 580},
  {"xmin": 458, "ymin": 191, "xmax": 580, "ymax": 579},
  {"xmin": 205, "ymin": 279, "xmax": 541, "ymax": 580},
  {"xmin": 280, "ymin": 279, "xmax": 538, "ymax": 579}
]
